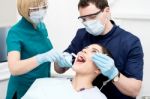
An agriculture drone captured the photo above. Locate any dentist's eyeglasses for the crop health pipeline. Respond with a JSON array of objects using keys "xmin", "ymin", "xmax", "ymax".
[{"xmin": 78, "ymin": 10, "xmax": 101, "ymax": 23}]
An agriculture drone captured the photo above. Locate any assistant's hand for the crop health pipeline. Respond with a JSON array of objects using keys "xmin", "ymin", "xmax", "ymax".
[
  {"xmin": 92, "ymin": 53, "xmax": 119, "ymax": 80},
  {"xmin": 56, "ymin": 52, "xmax": 72, "ymax": 68},
  {"xmin": 35, "ymin": 49, "xmax": 61, "ymax": 65}
]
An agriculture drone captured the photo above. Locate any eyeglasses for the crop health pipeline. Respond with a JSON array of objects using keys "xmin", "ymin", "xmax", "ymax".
[
  {"xmin": 78, "ymin": 10, "xmax": 101, "ymax": 23},
  {"xmin": 29, "ymin": 5, "xmax": 48, "ymax": 13}
]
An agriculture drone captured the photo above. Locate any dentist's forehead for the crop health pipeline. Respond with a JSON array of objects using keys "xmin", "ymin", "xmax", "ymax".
[{"xmin": 79, "ymin": 3, "xmax": 100, "ymax": 16}]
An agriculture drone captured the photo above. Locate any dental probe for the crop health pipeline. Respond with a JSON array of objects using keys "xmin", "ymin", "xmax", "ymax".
[{"xmin": 71, "ymin": 53, "xmax": 77, "ymax": 58}]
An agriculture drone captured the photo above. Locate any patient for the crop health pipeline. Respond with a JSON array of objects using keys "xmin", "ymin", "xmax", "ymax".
[{"xmin": 22, "ymin": 44, "xmax": 112, "ymax": 99}]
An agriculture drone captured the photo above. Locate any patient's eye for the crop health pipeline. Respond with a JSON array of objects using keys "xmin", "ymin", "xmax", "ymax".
[
  {"xmin": 91, "ymin": 50, "xmax": 99, "ymax": 53},
  {"xmin": 91, "ymin": 48, "xmax": 99, "ymax": 53}
]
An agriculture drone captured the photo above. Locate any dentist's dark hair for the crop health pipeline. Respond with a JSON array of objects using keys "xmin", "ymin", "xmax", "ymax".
[{"xmin": 78, "ymin": 0, "xmax": 109, "ymax": 11}]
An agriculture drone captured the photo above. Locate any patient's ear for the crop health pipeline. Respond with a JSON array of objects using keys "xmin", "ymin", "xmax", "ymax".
[
  {"xmin": 95, "ymin": 69, "xmax": 101, "ymax": 74},
  {"xmin": 105, "ymin": 7, "xmax": 110, "ymax": 12}
]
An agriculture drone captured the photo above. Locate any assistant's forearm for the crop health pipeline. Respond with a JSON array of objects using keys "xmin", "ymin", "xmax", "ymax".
[{"xmin": 8, "ymin": 57, "xmax": 38, "ymax": 76}]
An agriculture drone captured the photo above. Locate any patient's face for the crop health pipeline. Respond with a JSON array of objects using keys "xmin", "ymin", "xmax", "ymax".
[{"xmin": 72, "ymin": 44, "xmax": 102, "ymax": 74}]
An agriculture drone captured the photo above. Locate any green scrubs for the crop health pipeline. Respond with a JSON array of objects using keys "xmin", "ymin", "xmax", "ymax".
[{"xmin": 6, "ymin": 17, "xmax": 53, "ymax": 99}]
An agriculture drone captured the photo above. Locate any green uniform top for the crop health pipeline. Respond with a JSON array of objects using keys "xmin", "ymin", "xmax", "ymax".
[{"xmin": 6, "ymin": 17, "xmax": 53, "ymax": 99}]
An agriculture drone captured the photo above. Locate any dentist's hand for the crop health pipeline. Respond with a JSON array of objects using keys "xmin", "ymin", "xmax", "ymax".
[
  {"xmin": 56, "ymin": 52, "xmax": 72, "ymax": 68},
  {"xmin": 35, "ymin": 49, "xmax": 61, "ymax": 65},
  {"xmin": 92, "ymin": 53, "xmax": 119, "ymax": 80}
]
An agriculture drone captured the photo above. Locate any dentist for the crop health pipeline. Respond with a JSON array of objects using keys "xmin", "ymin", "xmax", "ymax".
[{"xmin": 54, "ymin": 0, "xmax": 144, "ymax": 99}]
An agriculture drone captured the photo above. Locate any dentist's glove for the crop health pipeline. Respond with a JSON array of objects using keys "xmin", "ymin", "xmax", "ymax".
[
  {"xmin": 92, "ymin": 53, "xmax": 119, "ymax": 80},
  {"xmin": 56, "ymin": 52, "xmax": 72, "ymax": 68},
  {"xmin": 35, "ymin": 49, "xmax": 61, "ymax": 65}
]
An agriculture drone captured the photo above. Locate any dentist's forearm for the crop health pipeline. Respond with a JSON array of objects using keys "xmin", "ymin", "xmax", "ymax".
[
  {"xmin": 54, "ymin": 62, "xmax": 68, "ymax": 74},
  {"xmin": 113, "ymin": 73, "xmax": 142, "ymax": 97}
]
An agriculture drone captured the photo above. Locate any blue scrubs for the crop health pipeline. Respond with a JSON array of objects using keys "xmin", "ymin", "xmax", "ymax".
[
  {"xmin": 6, "ymin": 17, "xmax": 53, "ymax": 99},
  {"xmin": 64, "ymin": 22, "xmax": 143, "ymax": 99}
]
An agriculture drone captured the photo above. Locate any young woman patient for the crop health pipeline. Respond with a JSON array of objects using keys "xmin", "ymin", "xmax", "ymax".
[{"xmin": 22, "ymin": 44, "xmax": 112, "ymax": 99}]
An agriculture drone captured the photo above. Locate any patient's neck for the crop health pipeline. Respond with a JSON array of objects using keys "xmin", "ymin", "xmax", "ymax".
[{"xmin": 72, "ymin": 74, "xmax": 93, "ymax": 92}]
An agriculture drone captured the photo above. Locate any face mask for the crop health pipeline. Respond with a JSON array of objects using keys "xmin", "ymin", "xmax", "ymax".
[
  {"xmin": 83, "ymin": 19, "xmax": 105, "ymax": 36},
  {"xmin": 29, "ymin": 9, "xmax": 47, "ymax": 24}
]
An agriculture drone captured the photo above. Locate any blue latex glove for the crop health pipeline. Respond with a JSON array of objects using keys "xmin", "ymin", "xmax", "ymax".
[
  {"xmin": 92, "ymin": 53, "xmax": 119, "ymax": 80},
  {"xmin": 56, "ymin": 52, "xmax": 72, "ymax": 68},
  {"xmin": 35, "ymin": 49, "xmax": 61, "ymax": 65}
]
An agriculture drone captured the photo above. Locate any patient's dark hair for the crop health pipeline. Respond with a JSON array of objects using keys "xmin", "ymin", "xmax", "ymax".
[
  {"xmin": 92, "ymin": 43, "xmax": 113, "ymax": 89},
  {"xmin": 98, "ymin": 44, "xmax": 113, "ymax": 58}
]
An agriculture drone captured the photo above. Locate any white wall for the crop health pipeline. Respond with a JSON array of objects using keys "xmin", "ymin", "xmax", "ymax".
[
  {"xmin": 44, "ymin": 0, "xmax": 81, "ymax": 51},
  {"xmin": 0, "ymin": 0, "xmax": 17, "ymax": 27},
  {"xmin": 111, "ymin": 0, "xmax": 150, "ymax": 16}
]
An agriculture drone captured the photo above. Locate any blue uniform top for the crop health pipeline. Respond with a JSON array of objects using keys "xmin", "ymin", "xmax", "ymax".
[
  {"xmin": 6, "ymin": 17, "xmax": 53, "ymax": 99},
  {"xmin": 65, "ymin": 24, "xmax": 144, "ymax": 99}
]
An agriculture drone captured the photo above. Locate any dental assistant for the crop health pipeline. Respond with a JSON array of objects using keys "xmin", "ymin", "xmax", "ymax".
[
  {"xmin": 54, "ymin": 0, "xmax": 144, "ymax": 99},
  {"xmin": 6, "ymin": 0, "xmax": 61, "ymax": 98}
]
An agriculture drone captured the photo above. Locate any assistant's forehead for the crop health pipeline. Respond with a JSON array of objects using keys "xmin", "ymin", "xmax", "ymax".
[{"xmin": 30, "ymin": 0, "xmax": 47, "ymax": 7}]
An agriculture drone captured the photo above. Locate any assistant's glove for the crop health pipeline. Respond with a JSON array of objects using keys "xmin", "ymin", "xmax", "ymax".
[
  {"xmin": 35, "ymin": 49, "xmax": 61, "ymax": 65},
  {"xmin": 56, "ymin": 52, "xmax": 72, "ymax": 68},
  {"xmin": 92, "ymin": 53, "xmax": 119, "ymax": 80}
]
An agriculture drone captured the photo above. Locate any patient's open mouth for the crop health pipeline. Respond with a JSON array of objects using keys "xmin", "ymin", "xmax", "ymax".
[{"xmin": 77, "ymin": 55, "xmax": 86, "ymax": 63}]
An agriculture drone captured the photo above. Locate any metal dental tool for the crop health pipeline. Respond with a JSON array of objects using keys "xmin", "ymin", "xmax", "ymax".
[{"xmin": 71, "ymin": 53, "xmax": 77, "ymax": 58}]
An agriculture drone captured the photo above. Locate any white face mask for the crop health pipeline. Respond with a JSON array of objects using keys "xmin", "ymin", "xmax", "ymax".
[
  {"xmin": 83, "ymin": 19, "xmax": 105, "ymax": 36},
  {"xmin": 29, "ymin": 9, "xmax": 47, "ymax": 24}
]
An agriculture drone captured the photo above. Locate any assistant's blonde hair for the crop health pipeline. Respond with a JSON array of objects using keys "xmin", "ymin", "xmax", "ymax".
[{"xmin": 17, "ymin": 0, "xmax": 47, "ymax": 22}]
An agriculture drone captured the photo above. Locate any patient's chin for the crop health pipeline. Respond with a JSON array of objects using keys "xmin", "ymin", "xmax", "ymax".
[
  {"xmin": 74, "ymin": 61, "xmax": 83, "ymax": 66},
  {"xmin": 72, "ymin": 64, "xmax": 83, "ymax": 71},
  {"xmin": 72, "ymin": 64, "xmax": 77, "ymax": 70}
]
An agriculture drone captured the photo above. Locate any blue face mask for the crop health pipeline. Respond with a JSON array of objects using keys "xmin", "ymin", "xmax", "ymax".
[
  {"xmin": 29, "ymin": 9, "xmax": 47, "ymax": 24},
  {"xmin": 83, "ymin": 20, "xmax": 105, "ymax": 36}
]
